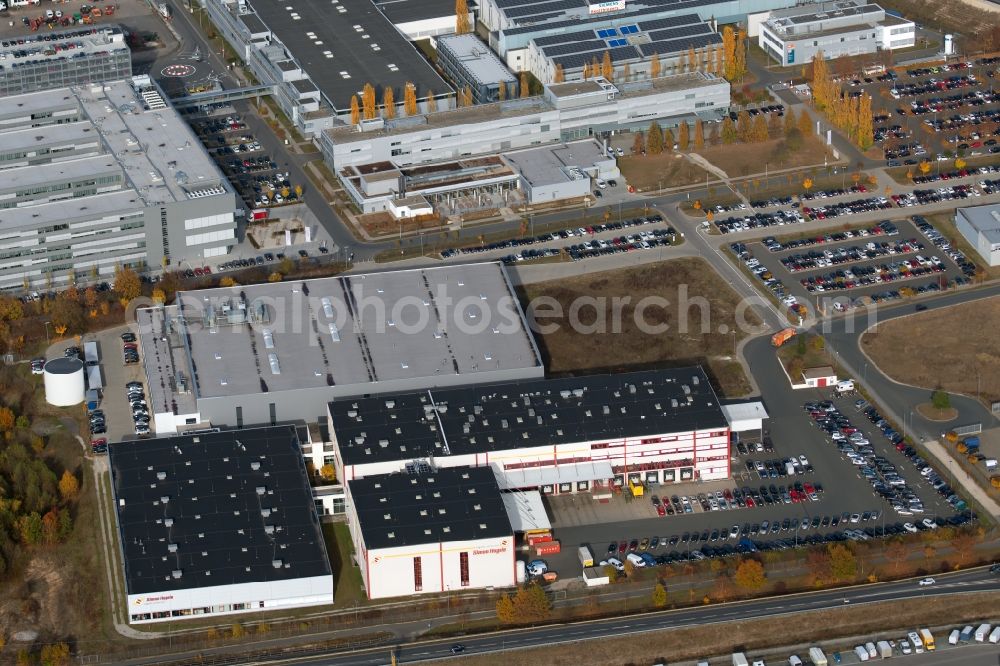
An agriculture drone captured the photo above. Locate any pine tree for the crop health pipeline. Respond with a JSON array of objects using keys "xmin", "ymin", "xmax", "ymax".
[
  {"xmin": 857, "ymin": 92, "xmax": 874, "ymax": 150},
  {"xmin": 632, "ymin": 131, "xmax": 645, "ymax": 154},
  {"xmin": 520, "ymin": 71, "xmax": 530, "ymax": 97},
  {"xmin": 349, "ymin": 95, "xmax": 360, "ymax": 125},
  {"xmin": 602, "ymin": 51, "xmax": 613, "ymax": 80},
  {"xmin": 647, "ymin": 120, "xmax": 665, "ymax": 154},
  {"xmin": 403, "ymin": 83, "xmax": 418, "ymax": 115},
  {"xmin": 678, "ymin": 122, "xmax": 690, "ymax": 151},
  {"xmin": 751, "ymin": 114, "xmax": 768, "ymax": 143},
  {"xmin": 361, "ymin": 83, "xmax": 376, "ymax": 120},
  {"xmin": 734, "ymin": 28, "xmax": 747, "ymax": 79},
  {"xmin": 455, "ymin": 0, "xmax": 471, "ymax": 34},
  {"xmin": 722, "ymin": 26, "xmax": 736, "ymax": 81},
  {"xmin": 721, "ymin": 115, "xmax": 736, "ymax": 144},
  {"xmin": 797, "ymin": 107, "xmax": 813, "ymax": 137},
  {"xmin": 382, "ymin": 87, "xmax": 396, "ymax": 119},
  {"xmin": 553, "ymin": 63, "xmax": 565, "ymax": 83},
  {"xmin": 650, "ymin": 52, "xmax": 661, "ymax": 79},
  {"xmin": 784, "ymin": 107, "xmax": 795, "ymax": 135},
  {"xmin": 694, "ymin": 119, "xmax": 705, "ymax": 149},
  {"xmin": 736, "ymin": 110, "xmax": 751, "ymax": 143}
]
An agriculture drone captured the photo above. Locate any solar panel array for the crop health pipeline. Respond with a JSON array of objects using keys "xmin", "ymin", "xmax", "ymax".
[
  {"xmin": 503, "ymin": 0, "xmax": 586, "ymax": 19},
  {"xmin": 537, "ymin": 11, "xmax": 718, "ymax": 68}
]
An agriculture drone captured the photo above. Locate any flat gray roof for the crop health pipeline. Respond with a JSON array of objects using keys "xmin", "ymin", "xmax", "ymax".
[
  {"xmin": 142, "ymin": 263, "xmax": 542, "ymax": 403},
  {"xmin": 0, "ymin": 190, "xmax": 143, "ymax": 231},
  {"xmin": 0, "ymin": 154, "xmax": 119, "ymax": 192},
  {"xmin": 74, "ymin": 79, "xmax": 229, "ymax": 204},
  {"xmin": 1, "ymin": 121, "xmax": 100, "ymax": 152},
  {"xmin": 438, "ymin": 34, "xmax": 517, "ymax": 86},
  {"xmin": 503, "ymin": 139, "xmax": 607, "ymax": 188},
  {"xmin": 373, "ymin": 0, "xmax": 455, "ymax": 24},
  {"xmin": 0, "ymin": 25, "xmax": 128, "ymax": 65},
  {"xmin": 958, "ymin": 204, "xmax": 1000, "ymax": 243}
]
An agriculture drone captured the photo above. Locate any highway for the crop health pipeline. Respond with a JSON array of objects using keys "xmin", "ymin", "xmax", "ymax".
[{"xmin": 263, "ymin": 569, "xmax": 999, "ymax": 666}]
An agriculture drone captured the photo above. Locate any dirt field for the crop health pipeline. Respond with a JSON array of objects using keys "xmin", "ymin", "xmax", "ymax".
[
  {"xmin": 696, "ymin": 135, "xmax": 834, "ymax": 179},
  {"xmin": 517, "ymin": 258, "xmax": 761, "ymax": 397},
  {"xmin": 861, "ymin": 295, "xmax": 1000, "ymax": 404},
  {"xmin": 618, "ymin": 153, "xmax": 714, "ymax": 192},
  {"xmin": 422, "ymin": 592, "xmax": 1000, "ymax": 666}
]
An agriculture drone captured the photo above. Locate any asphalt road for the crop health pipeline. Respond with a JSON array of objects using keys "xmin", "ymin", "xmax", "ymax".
[
  {"xmin": 270, "ymin": 568, "xmax": 999, "ymax": 665},
  {"xmin": 817, "ymin": 282, "xmax": 1000, "ymax": 437}
]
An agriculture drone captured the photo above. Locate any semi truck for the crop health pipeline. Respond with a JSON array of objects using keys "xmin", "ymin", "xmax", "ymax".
[
  {"xmin": 808, "ymin": 647, "xmax": 827, "ymax": 666},
  {"xmin": 771, "ymin": 327, "xmax": 796, "ymax": 347},
  {"xmin": 578, "ymin": 545, "xmax": 594, "ymax": 568}
]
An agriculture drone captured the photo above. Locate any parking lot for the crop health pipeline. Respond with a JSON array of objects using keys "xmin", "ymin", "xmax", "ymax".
[
  {"xmin": 187, "ymin": 110, "xmax": 305, "ymax": 211},
  {"xmin": 834, "ymin": 57, "xmax": 1000, "ymax": 165},
  {"xmin": 728, "ymin": 216, "xmax": 975, "ymax": 318}
]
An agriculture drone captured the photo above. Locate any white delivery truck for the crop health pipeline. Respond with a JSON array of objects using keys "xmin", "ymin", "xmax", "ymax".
[
  {"xmin": 907, "ymin": 631, "xmax": 924, "ymax": 653},
  {"xmin": 808, "ymin": 647, "xmax": 827, "ymax": 666},
  {"xmin": 948, "ymin": 629, "xmax": 960, "ymax": 645},
  {"xmin": 835, "ymin": 379, "xmax": 856, "ymax": 395},
  {"xmin": 733, "ymin": 652, "xmax": 749, "ymax": 666},
  {"xmin": 974, "ymin": 624, "xmax": 992, "ymax": 642},
  {"xmin": 854, "ymin": 646, "xmax": 869, "ymax": 662},
  {"xmin": 876, "ymin": 641, "xmax": 892, "ymax": 658}
]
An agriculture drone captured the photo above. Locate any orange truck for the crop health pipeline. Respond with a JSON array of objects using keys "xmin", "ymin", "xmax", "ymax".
[{"xmin": 771, "ymin": 327, "xmax": 796, "ymax": 347}]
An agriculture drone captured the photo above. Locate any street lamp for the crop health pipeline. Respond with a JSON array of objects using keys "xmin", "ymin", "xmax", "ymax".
[{"xmin": 43, "ymin": 321, "xmax": 52, "ymax": 345}]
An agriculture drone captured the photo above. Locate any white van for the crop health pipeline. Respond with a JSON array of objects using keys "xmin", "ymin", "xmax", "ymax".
[
  {"xmin": 625, "ymin": 552, "xmax": 646, "ymax": 567},
  {"xmin": 864, "ymin": 643, "xmax": 877, "ymax": 659},
  {"xmin": 989, "ymin": 626, "xmax": 1000, "ymax": 644},
  {"xmin": 788, "ymin": 656, "xmax": 802, "ymax": 666},
  {"xmin": 974, "ymin": 624, "xmax": 992, "ymax": 642},
  {"xmin": 854, "ymin": 646, "xmax": 869, "ymax": 662},
  {"xmin": 948, "ymin": 629, "xmax": 960, "ymax": 645}
]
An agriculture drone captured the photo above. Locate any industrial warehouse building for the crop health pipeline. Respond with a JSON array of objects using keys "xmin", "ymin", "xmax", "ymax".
[
  {"xmin": 756, "ymin": 1, "xmax": 915, "ymax": 66},
  {"xmin": 347, "ymin": 466, "xmax": 515, "ymax": 599},
  {"xmin": 485, "ymin": 0, "xmax": 803, "ymax": 71},
  {"xmin": 0, "ymin": 77, "xmax": 239, "ymax": 291},
  {"xmin": 136, "ymin": 262, "xmax": 543, "ymax": 434},
  {"xmin": 321, "ymin": 72, "xmax": 729, "ymax": 172},
  {"xmin": 955, "ymin": 204, "xmax": 1000, "ymax": 267},
  {"xmin": 328, "ymin": 367, "xmax": 732, "ymax": 490},
  {"xmin": 0, "ymin": 25, "xmax": 132, "ymax": 97},
  {"xmin": 201, "ymin": 0, "xmax": 455, "ymax": 133},
  {"xmin": 109, "ymin": 427, "xmax": 334, "ymax": 624}
]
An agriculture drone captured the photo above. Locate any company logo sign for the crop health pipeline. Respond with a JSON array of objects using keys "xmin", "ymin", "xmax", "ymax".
[
  {"xmin": 134, "ymin": 594, "xmax": 174, "ymax": 606},
  {"xmin": 589, "ymin": 0, "xmax": 625, "ymax": 15}
]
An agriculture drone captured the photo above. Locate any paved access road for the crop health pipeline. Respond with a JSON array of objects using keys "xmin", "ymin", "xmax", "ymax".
[{"xmin": 273, "ymin": 568, "xmax": 999, "ymax": 665}]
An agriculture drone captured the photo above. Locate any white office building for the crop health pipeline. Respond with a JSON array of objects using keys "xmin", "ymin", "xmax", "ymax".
[{"xmin": 0, "ymin": 77, "xmax": 239, "ymax": 290}]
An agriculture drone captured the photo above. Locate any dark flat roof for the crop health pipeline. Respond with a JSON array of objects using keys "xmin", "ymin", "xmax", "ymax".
[
  {"xmin": 110, "ymin": 426, "xmax": 331, "ymax": 595},
  {"xmin": 331, "ymin": 367, "xmax": 728, "ymax": 466},
  {"xmin": 349, "ymin": 466, "xmax": 512, "ymax": 549},
  {"xmin": 251, "ymin": 0, "xmax": 448, "ymax": 110},
  {"xmin": 373, "ymin": 0, "xmax": 455, "ymax": 24}
]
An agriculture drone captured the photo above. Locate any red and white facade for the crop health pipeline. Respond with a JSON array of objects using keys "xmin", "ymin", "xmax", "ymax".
[{"xmin": 330, "ymin": 408, "xmax": 730, "ymax": 495}]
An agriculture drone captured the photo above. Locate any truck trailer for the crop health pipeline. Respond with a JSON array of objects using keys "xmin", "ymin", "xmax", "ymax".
[
  {"xmin": 808, "ymin": 647, "xmax": 827, "ymax": 666},
  {"xmin": 578, "ymin": 545, "xmax": 594, "ymax": 568}
]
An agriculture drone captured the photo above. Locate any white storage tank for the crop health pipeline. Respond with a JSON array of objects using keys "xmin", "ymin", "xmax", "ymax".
[{"xmin": 44, "ymin": 357, "xmax": 86, "ymax": 407}]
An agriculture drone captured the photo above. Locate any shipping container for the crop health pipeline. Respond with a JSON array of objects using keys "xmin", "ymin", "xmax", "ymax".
[
  {"xmin": 534, "ymin": 540, "xmax": 561, "ymax": 556},
  {"xmin": 526, "ymin": 532, "xmax": 553, "ymax": 546}
]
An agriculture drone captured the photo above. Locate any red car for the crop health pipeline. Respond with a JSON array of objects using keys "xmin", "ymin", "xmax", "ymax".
[
  {"xmin": 656, "ymin": 503, "xmax": 666, "ymax": 516},
  {"xmin": 618, "ymin": 541, "xmax": 627, "ymax": 554}
]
